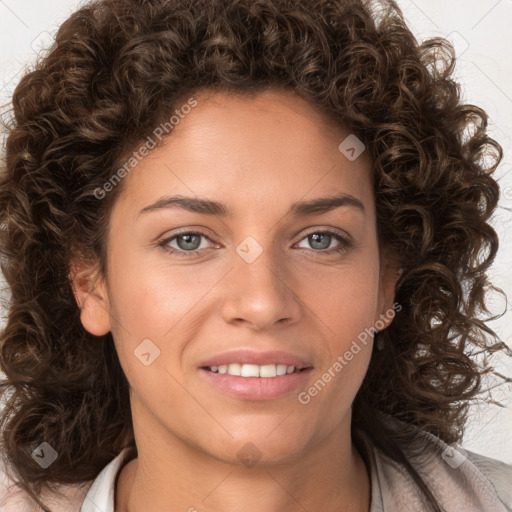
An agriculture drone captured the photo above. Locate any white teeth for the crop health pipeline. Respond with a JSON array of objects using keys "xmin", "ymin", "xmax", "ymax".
[
  {"xmin": 227, "ymin": 363, "xmax": 241, "ymax": 376},
  {"xmin": 259, "ymin": 364, "xmax": 277, "ymax": 378},
  {"xmin": 276, "ymin": 364, "xmax": 287, "ymax": 376},
  {"xmin": 208, "ymin": 363, "xmax": 300, "ymax": 377},
  {"xmin": 241, "ymin": 364, "xmax": 260, "ymax": 377}
]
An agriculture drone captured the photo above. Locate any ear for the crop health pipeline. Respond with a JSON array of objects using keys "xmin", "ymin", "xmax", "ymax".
[
  {"xmin": 69, "ymin": 258, "xmax": 111, "ymax": 336},
  {"xmin": 374, "ymin": 246, "xmax": 402, "ymax": 330}
]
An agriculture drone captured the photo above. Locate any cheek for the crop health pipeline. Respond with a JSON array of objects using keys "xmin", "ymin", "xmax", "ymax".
[
  {"xmin": 299, "ymin": 258, "xmax": 381, "ymax": 340},
  {"xmin": 296, "ymin": 259, "xmax": 380, "ymax": 407},
  {"xmin": 105, "ymin": 253, "xmax": 225, "ymax": 393},
  {"xmin": 297, "ymin": 271, "xmax": 378, "ymax": 421},
  {"xmin": 107, "ymin": 248, "xmax": 219, "ymax": 336}
]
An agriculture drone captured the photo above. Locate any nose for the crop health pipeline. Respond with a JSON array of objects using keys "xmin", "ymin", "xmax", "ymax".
[{"xmin": 220, "ymin": 240, "xmax": 302, "ymax": 331}]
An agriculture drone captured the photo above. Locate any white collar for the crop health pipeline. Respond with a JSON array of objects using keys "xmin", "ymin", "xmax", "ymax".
[{"xmin": 80, "ymin": 447, "xmax": 135, "ymax": 512}]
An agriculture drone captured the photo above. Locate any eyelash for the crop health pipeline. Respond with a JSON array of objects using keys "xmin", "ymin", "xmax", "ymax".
[{"xmin": 158, "ymin": 229, "xmax": 352, "ymax": 258}]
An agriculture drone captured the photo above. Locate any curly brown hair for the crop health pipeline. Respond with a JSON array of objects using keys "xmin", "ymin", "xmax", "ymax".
[{"xmin": 0, "ymin": 0, "xmax": 508, "ymax": 510}]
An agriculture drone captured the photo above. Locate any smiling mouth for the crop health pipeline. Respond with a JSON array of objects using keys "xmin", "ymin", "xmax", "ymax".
[{"xmin": 203, "ymin": 363, "xmax": 307, "ymax": 378}]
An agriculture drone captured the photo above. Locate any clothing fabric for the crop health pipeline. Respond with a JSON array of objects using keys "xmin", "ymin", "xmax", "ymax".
[{"xmin": 1, "ymin": 418, "xmax": 511, "ymax": 511}]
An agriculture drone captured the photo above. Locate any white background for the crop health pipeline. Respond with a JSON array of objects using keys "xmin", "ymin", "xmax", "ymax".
[{"xmin": 0, "ymin": 1, "xmax": 511, "ymax": 463}]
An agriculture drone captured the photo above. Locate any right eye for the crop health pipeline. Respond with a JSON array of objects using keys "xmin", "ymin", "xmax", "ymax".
[{"xmin": 158, "ymin": 231, "xmax": 216, "ymax": 257}]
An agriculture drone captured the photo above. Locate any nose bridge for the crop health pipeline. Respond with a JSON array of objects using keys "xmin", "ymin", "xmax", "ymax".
[{"xmin": 221, "ymin": 233, "xmax": 300, "ymax": 329}]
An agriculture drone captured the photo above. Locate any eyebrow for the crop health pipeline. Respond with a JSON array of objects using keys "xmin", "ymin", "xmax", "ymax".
[{"xmin": 137, "ymin": 192, "xmax": 365, "ymax": 218}]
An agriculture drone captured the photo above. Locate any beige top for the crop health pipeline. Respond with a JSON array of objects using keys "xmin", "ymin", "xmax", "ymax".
[{"xmin": 1, "ymin": 419, "xmax": 511, "ymax": 511}]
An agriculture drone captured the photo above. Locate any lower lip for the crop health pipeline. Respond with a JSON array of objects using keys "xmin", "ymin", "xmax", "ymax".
[{"xmin": 200, "ymin": 368, "xmax": 312, "ymax": 401}]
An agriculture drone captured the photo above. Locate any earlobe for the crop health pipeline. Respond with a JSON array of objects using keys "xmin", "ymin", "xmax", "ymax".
[{"xmin": 69, "ymin": 259, "xmax": 111, "ymax": 336}]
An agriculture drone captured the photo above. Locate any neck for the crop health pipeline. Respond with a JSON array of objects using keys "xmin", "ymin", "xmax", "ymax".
[{"xmin": 116, "ymin": 409, "xmax": 371, "ymax": 512}]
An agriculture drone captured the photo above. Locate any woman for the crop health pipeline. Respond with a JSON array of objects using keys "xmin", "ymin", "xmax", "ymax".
[{"xmin": 0, "ymin": 0, "xmax": 511, "ymax": 511}]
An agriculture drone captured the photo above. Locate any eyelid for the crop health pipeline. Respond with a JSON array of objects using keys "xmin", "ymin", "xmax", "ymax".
[
  {"xmin": 157, "ymin": 226, "xmax": 217, "ymax": 245},
  {"xmin": 297, "ymin": 226, "xmax": 353, "ymax": 243}
]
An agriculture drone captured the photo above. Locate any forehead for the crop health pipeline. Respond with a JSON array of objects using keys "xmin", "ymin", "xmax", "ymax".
[
  {"xmin": 178, "ymin": 88, "xmax": 363, "ymax": 153},
  {"xmin": 113, "ymin": 88, "xmax": 375, "ymax": 219}
]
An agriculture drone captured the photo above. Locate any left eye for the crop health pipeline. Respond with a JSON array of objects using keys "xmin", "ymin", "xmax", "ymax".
[{"xmin": 296, "ymin": 231, "xmax": 349, "ymax": 251}]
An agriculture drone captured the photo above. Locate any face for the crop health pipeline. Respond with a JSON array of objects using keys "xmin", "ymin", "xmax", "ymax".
[{"xmin": 73, "ymin": 88, "xmax": 398, "ymax": 466}]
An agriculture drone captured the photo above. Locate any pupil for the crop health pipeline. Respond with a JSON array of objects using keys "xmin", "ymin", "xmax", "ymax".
[
  {"xmin": 310, "ymin": 233, "xmax": 330, "ymax": 250},
  {"xmin": 178, "ymin": 234, "xmax": 200, "ymax": 250}
]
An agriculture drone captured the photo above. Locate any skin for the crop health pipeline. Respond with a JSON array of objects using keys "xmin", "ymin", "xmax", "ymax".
[{"xmin": 71, "ymin": 88, "xmax": 400, "ymax": 512}]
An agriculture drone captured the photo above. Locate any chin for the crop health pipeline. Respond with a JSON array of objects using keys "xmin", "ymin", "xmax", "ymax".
[{"xmin": 202, "ymin": 423, "xmax": 311, "ymax": 467}]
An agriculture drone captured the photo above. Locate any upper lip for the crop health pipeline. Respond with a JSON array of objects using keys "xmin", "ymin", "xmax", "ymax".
[{"xmin": 199, "ymin": 350, "xmax": 313, "ymax": 369}]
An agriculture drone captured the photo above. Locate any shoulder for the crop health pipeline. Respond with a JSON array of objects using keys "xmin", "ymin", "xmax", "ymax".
[
  {"xmin": 0, "ymin": 456, "xmax": 33, "ymax": 511},
  {"xmin": 360, "ymin": 414, "xmax": 512, "ymax": 512},
  {"xmin": 410, "ymin": 426, "xmax": 512, "ymax": 511},
  {"xmin": 0, "ymin": 454, "xmax": 93, "ymax": 512},
  {"xmin": 465, "ymin": 449, "xmax": 512, "ymax": 511}
]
